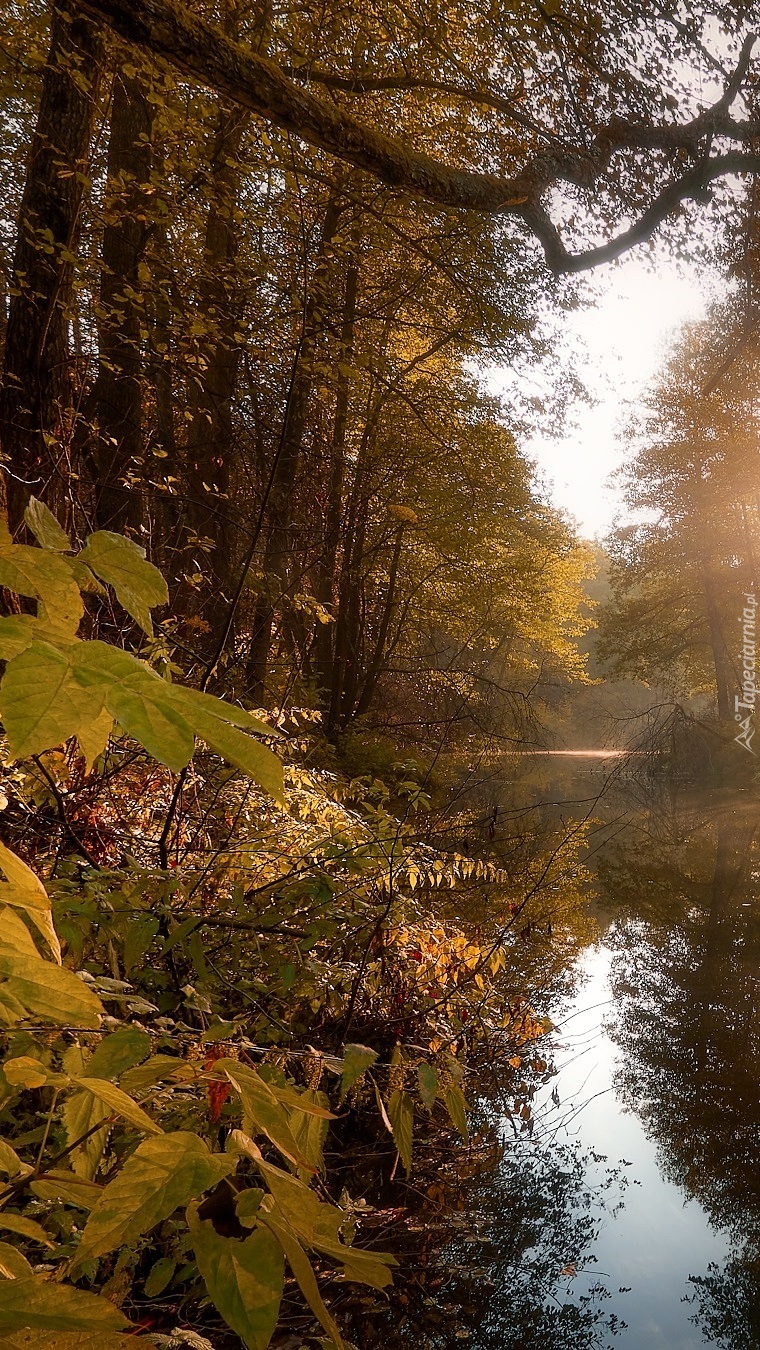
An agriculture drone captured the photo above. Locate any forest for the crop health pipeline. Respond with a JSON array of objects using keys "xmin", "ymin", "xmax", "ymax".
[{"xmin": 1, "ymin": 1, "xmax": 760, "ymax": 1347}]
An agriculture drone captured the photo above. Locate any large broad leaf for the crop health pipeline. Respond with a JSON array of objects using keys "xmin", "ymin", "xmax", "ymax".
[
  {"xmin": 24, "ymin": 498, "xmax": 71, "ymax": 552},
  {"xmin": 72, "ymin": 1132, "xmax": 235, "ymax": 1269},
  {"xmin": 388, "ymin": 1089, "xmax": 413, "ymax": 1176},
  {"xmin": 76, "ymin": 707, "xmax": 115, "ymax": 771},
  {"xmin": 289, "ymin": 1089, "xmax": 330, "ymax": 1176},
  {"xmin": 0, "ymin": 616, "xmax": 38, "ymax": 660},
  {"xmin": 0, "ymin": 908, "xmax": 102, "ymax": 1027},
  {"xmin": 252, "ymin": 1154, "xmax": 396, "ymax": 1290},
  {"xmin": 255, "ymin": 1211, "xmax": 344, "ymax": 1349},
  {"xmin": 0, "ymin": 842, "xmax": 59, "ymax": 962},
  {"xmin": 0, "ymin": 1213, "xmax": 54, "ymax": 1247},
  {"xmin": 0, "ymin": 642, "xmax": 98, "ymax": 760},
  {"xmin": 0, "ymin": 1140, "xmax": 25, "ymax": 1178},
  {"xmin": 0, "ymin": 1278, "xmax": 129, "ymax": 1332},
  {"xmin": 187, "ymin": 1204, "xmax": 284, "ymax": 1350},
  {"xmin": 339, "ymin": 1044, "xmax": 378, "ymax": 1101},
  {"xmin": 62, "ymin": 1089, "xmax": 112, "ymax": 1180},
  {"xmin": 30, "ymin": 1169, "xmax": 102, "ymax": 1209},
  {"xmin": 86, "ymin": 1027, "xmax": 151, "ymax": 1081},
  {"xmin": 168, "ymin": 686, "xmax": 275, "ymax": 737},
  {"xmin": 214, "ymin": 1060, "xmax": 311, "ymax": 1169},
  {"xmin": 119, "ymin": 1054, "xmax": 195, "ymax": 1097},
  {"xmin": 73, "ymin": 1077, "xmax": 163, "ymax": 1136},
  {"xmin": 72, "ymin": 643, "xmax": 194, "ymax": 771},
  {"xmin": 173, "ymin": 696, "xmax": 284, "ymax": 802},
  {"xmin": 0, "ymin": 547, "xmax": 82, "ymax": 639},
  {"xmin": 78, "ymin": 533, "xmax": 168, "ymax": 637}
]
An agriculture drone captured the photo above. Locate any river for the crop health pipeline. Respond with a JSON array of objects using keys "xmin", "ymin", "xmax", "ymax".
[{"xmin": 417, "ymin": 755, "xmax": 760, "ymax": 1349}]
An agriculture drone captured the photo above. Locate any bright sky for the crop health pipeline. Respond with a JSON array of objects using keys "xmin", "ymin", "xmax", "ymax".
[{"xmin": 492, "ymin": 254, "xmax": 719, "ymax": 541}]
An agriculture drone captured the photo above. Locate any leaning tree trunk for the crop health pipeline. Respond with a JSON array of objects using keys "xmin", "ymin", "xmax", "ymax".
[{"xmin": 0, "ymin": 0, "xmax": 103, "ymax": 532}]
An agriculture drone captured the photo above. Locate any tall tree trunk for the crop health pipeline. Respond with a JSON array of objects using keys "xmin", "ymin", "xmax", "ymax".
[
  {"xmin": 85, "ymin": 62, "xmax": 155, "ymax": 532},
  {"xmin": 314, "ymin": 252, "xmax": 358, "ymax": 701},
  {"xmin": 245, "ymin": 186, "xmax": 344, "ymax": 699},
  {"xmin": 354, "ymin": 522, "xmax": 405, "ymax": 718},
  {"xmin": 701, "ymin": 557, "xmax": 734, "ymax": 721},
  {"xmin": 0, "ymin": 0, "xmax": 103, "ymax": 532},
  {"xmin": 183, "ymin": 102, "xmax": 249, "ymax": 623}
]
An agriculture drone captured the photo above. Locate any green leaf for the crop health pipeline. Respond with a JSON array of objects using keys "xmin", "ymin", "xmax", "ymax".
[
  {"xmin": 0, "ymin": 642, "xmax": 97, "ymax": 760},
  {"xmin": 444, "ymin": 1082, "xmax": 469, "ymax": 1141},
  {"xmin": 0, "ymin": 1278, "xmax": 129, "ymax": 1332},
  {"xmin": 253, "ymin": 1154, "xmax": 395, "ymax": 1289},
  {"xmin": 122, "ymin": 916, "xmax": 159, "ymax": 975},
  {"xmin": 76, "ymin": 708, "xmax": 114, "ymax": 770},
  {"xmin": 255, "ymin": 1212, "xmax": 344, "ymax": 1349},
  {"xmin": 289, "ymin": 1089, "xmax": 330, "ymax": 1176},
  {"xmin": 416, "ymin": 1063, "xmax": 439, "ymax": 1111},
  {"xmin": 24, "ymin": 499, "xmax": 71, "ymax": 552},
  {"xmin": 173, "ymin": 694, "xmax": 284, "ymax": 802},
  {"xmin": 167, "ymin": 686, "xmax": 275, "ymax": 738},
  {"xmin": 30, "ymin": 1169, "xmax": 102, "ymax": 1209},
  {"xmin": 215, "ymin": 1060, "xmax": 312, "ymax": 1169},
  {"xmin": 0, "ymin": 908, "xmax": 102, "ymax": 1027},
  {"xmin": 0, "ymin": 1241, "xmax": 34, "ymax": 1280},
  {"xmin": 119, "ymin": 1054, "xmax": 190, "ymax": 1097},
  {"xmin": 339, "ymin": 1044, "xmax": 378, "ymax": 1100},
  {"xmin": 72, "ymin": 1132, "xmax": 235, "ymax": 1269},
  {"xmin": 62, "ymin": 1088, "xmax": 111, "ymax": 1180},
  {"xmin": 86, "ymin": 1027, "xmax": 151, "ymax": 1081},
  {"xmin": 0, "ymin": 841, "xmax": 60, "ymax": 962},
  {"xmin": 0, "ymin": 616, "xmax": 38, "ymax": 660},
  {"xmin": 0, "ymin": 1213, "xmax": 53, "ymax": 1247},
  {"xmin": 72, "ymin": 644, "xmax": 194, "ymax": 771},
  {"xmin": 78, "ymin": 533, "xmax": 168, "ymax": 637},
  {"xmin": 187, "ymin": 1205, "xmax": 284, "ymax": 1350},
  {"xmin": 0, "ymin": 547, "xmax": 82, "ymax": 639},
  {"xmin": 388, "ymin": 1089, "xmax": 413, "ymax": 1176},
  {"xmin": 143, "ymin": 1255, "xmax": 176, "ymax": 1298},
  {"xmin": 3, "ymin": 1057, "xmax": 58, "ymax": 1089},
  {"xmin": 0, "ymin": 1140, "xmax": 25, "ymax": 1178},
  {"xmin": 73, "ymin": 1077, "xmax": 163, "ymax": 1136}
]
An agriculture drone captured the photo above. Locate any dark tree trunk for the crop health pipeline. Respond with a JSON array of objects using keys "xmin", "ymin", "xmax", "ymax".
[
  {"xmin": 183, "ymin": 102, "xmax": 249, "ymax": 621},
  {"xmin": 701, "ymin": 558, "xmax": 734, "ymax": 721},
  {"xmin": 245, "ymin": 186, "xmax": 344, "ymax": 699},
  {"xmin": 314, "ymin": 254, "xmax": 358, "ymax": 701},
  {"xmin": 0, "ymin": 0, "xmax": 103, "ymax": 532},
  {"xmin": 85, "ymin": 63, "xmax": 155, "ymax": 532}
]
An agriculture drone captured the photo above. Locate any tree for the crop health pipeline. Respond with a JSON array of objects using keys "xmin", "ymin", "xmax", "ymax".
[
  {"xmin": 72, "ymin": 0, "xmax": 760, "ymax": 275},
  {"xmin": 598, "ymin": 306, "xmax": 760, "ymax": 719},
  {"xmin": 0, "ymin": 0, "xmax": 103, "ymax": 531}
]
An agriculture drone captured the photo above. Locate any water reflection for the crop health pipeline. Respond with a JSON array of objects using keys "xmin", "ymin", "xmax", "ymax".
[
  {"xmin": 428, "ymin": 774, "xmax": 760, "ymax": 1348},
  {"xmin": 602, "ymin": 795, "xmax": 760, "ymax": 1346}
]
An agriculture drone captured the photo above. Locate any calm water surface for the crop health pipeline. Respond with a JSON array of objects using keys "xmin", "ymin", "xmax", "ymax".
[{"xmin": 458, "ymin": 760, "xmax": 760, "ymax": 1350}]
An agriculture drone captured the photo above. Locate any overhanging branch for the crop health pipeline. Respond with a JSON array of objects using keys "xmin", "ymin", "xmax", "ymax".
[{"xmin": 77, "ymin": 0, "xmax": 759, "ymax": 273}]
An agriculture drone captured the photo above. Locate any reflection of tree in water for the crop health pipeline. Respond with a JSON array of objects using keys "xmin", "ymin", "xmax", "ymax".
[
  {"xmin": 398, "ymin": 1140, "xmax": 627, "ymax": 1350},
  {"xmin": 685, "ymin": 1249, "xmax": 760, "ymax": 1350},
  {"xmin": 598, "ymin": 799, "xmax": 760, "ymax": 1346}
]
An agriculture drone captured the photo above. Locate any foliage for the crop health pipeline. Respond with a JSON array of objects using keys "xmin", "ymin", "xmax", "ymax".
[{"xmin": 0, "ymin": 515, "xmax": 569, "ymax": 1345}]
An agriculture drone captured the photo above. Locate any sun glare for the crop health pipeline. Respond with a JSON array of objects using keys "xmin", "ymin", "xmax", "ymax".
[{"xmin": 496, "ymin": 256, "xmax": 718, "ymax": 540}]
